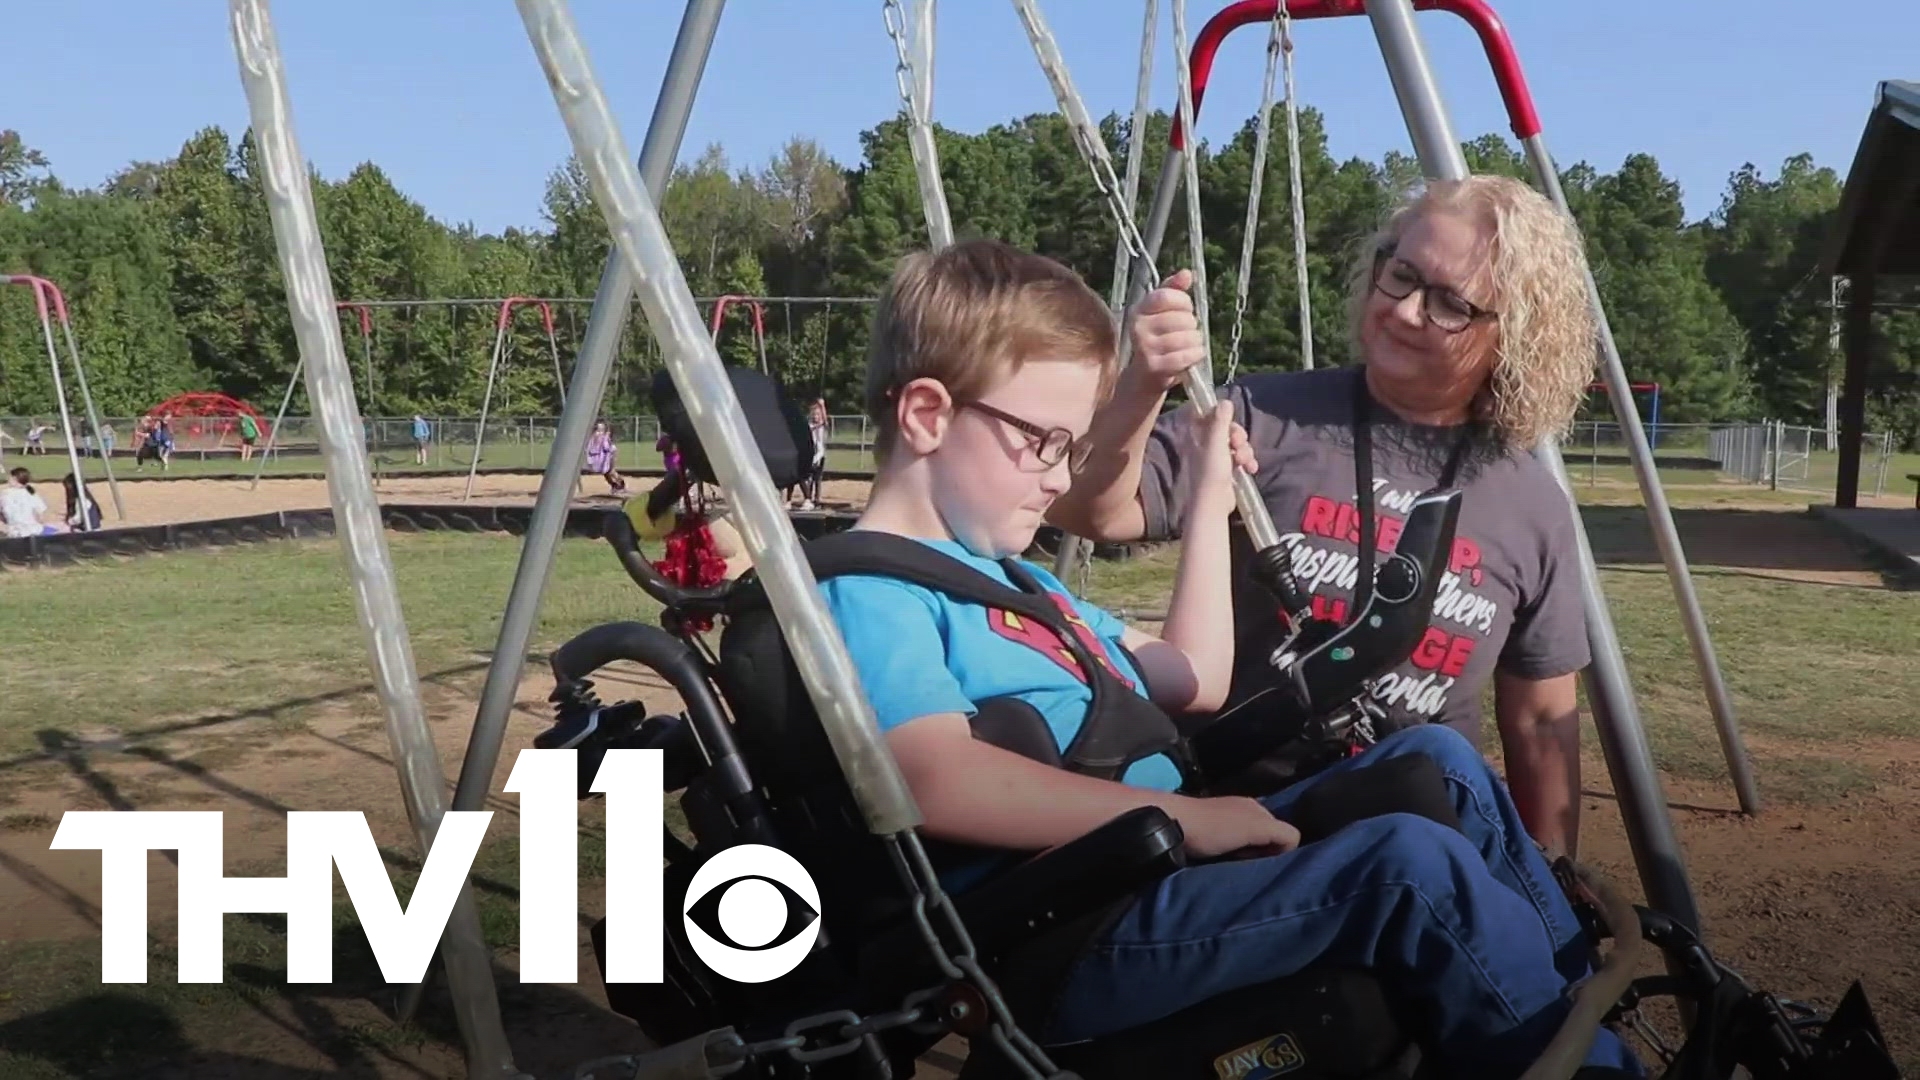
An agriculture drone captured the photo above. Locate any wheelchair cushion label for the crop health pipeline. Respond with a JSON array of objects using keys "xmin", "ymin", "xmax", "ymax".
[{"xmin": 1212, "ymin": 1032, "xmax": 1306, "ymax": 1079}]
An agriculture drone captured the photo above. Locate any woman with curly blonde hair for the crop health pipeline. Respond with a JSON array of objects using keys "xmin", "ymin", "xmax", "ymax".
[{"xmin": 1051, "ymin": 174, "xmax": 1603, "ymax": 859}]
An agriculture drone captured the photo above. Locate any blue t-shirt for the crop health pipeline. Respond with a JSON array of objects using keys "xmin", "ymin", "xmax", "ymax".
[{"xmin": 817, "ymin": 535, "xmax": 1182, "ymax": 886}]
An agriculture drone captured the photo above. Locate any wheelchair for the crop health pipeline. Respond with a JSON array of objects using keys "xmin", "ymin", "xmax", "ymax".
[{"xmin": 541, "ymin": 501, "xmax": 1901, "ymax": 1080}]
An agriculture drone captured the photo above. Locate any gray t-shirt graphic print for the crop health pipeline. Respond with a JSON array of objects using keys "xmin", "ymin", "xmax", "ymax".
[{"xmin": 1137, "ymin": 366, "xmax": 1591, "ymax": 747}]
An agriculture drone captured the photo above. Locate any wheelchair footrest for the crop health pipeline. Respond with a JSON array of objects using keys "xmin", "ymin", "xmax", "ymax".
[{"xmin": 1038, "ymin": 968, "xmax": 1416, "ymax": 1080}]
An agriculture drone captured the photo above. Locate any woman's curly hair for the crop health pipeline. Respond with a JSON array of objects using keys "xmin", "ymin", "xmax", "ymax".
[{"xmin": 1343, "ymin": 175, "xmax": 1600, "ymax": 449}]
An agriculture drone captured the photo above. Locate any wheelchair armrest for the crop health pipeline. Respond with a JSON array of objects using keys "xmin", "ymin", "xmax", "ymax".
[
  {"xmin": 950, "ymin": 806, "xmax": 1188, "ymax": 949},
  {"xmin": 857, "ymin": 806, "xmax": 1187, "ymax": 997}
]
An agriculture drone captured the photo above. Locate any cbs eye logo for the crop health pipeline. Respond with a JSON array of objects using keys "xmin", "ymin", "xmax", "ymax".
[{"xmin": 681, "ymin": 844, "xmax": 823, "ymax": 983}]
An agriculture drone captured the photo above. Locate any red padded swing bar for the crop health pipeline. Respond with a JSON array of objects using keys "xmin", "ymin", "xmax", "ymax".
[{"xmin": 1170, "ymin": 0, "xmax": 1541, "ymax": 151}]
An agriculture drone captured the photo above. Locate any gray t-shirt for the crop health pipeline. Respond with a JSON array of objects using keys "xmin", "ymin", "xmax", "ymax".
[{"xmin": 1138, "ymin": 366, "xmax": 1591, "ymax": 748}]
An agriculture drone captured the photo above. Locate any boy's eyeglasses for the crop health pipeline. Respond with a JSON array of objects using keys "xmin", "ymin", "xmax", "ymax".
[
  {"xmin": 1370, "ymin": 246, "xmax": 1498, "ymax": 334},
  {"xmin": 960, "ymin": 400, "xmax": 1094, "ymax": 473}
]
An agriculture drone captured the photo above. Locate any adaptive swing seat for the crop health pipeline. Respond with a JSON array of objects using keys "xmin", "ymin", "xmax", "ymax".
[{"xmin": 539, "ymin": 367, "xmax": 1900, "ymax": 1080}]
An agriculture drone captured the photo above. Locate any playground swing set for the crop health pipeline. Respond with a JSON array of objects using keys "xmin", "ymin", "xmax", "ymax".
[
  {"xmin": 6, "ymin": 1, "xmax": 1901, "ymax": 1077},
  {"xmin": 1585, "ymin": 380, "xmax": 1665, "ymax": 449}
]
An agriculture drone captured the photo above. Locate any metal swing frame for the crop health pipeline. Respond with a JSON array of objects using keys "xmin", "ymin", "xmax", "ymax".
[
  {"xmin": 464, "ymin": 296, "xmax": 571, "ymax": 500},
  {"xmin": 707, "ymin": 294, "xmax": 771, "ymax": 374},
  {"xmin": 1, "ymin": 274, "xmax": 126, "ymax": 523},
  {"xmin": 219, "ymin": 0, "xmax": 1768, "ymax": 1074},
  {"xmin": 250, "ymin": 300, "xmax": 376, "ymax": 489}
]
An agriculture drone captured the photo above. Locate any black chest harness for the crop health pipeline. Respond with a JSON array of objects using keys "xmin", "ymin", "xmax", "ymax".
[{"xmin": 800, "ymin": 529, "xmax": 1197, "ymax": 788}]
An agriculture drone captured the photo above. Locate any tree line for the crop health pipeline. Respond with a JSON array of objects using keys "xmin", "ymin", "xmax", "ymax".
[{"xmin": 0, "ymin": 108, "xmax": 1914, "ymax": 448}]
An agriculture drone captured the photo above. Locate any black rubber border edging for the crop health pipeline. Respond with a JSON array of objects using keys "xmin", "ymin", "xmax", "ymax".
[
  {"xmin": 0, "ymin": 501, "xmax": 1151, "ymax": 573},
  {"xmin": 0, "ymin": 503, "xmax": 874, "ymax": 572}
]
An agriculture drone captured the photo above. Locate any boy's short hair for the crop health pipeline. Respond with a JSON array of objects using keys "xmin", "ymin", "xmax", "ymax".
[{"xmin": 863, "ymin": 238, "xmax": 1117, "ymax": 463}]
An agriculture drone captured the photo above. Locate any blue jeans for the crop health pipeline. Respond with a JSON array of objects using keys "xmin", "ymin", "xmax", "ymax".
[{"xmin": 1045, "ymin": 724, "xmax": 1643, "ymax": 1079}]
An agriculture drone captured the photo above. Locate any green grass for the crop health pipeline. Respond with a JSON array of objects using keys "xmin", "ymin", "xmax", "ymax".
[{"xmin": 0, "ymin": 532, "xmax": 669, "ymax": 756}]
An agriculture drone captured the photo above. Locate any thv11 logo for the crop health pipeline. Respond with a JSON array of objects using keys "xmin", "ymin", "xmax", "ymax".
[{"xmin": 48, "ymin": 749, "xmax": 821, "ymax": 986}]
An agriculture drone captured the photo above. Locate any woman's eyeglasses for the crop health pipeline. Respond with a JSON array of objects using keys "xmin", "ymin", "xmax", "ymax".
[
  {"xmin": 960, "ymin": 400, "xmax": 1094, "ymax": 473},
  {"xmin": 1371, "ymin": 246, "xmax": 1498, "ymax": 333}
]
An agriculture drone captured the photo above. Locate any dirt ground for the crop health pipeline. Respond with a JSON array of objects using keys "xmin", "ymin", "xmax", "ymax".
[
  {"xmin": 69, "ymin": 473, "xmax": 880, "ymax": 530},
  {"xmin": 0, "ymin": 664, "xmax": 689, "ymax": 1078},
  {"xmin": 2, "ymin": 474, "xmax": 1916, "ymax": 1076}
]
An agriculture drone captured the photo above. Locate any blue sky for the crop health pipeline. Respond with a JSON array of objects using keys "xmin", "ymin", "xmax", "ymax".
[{"xmin": 10, "ymin": 2, "xmax": 1915, "ymax": 235}]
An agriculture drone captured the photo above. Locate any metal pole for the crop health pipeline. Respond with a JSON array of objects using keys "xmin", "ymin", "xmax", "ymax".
[
  {"xmin": 447, "ymin": 0, "xmax": 728, "ymax": 837},
  {"xmin": 51, "ymin": 297, "xmax": 126, "ymax": 521},
  {"xmin": 516, "ymin": 0, "xmax": 922, "ymax": 836},
  {"xmin": 1123, "ymin": 150, "xmax": 1189, "ymax": 357},
  {"xmin": 1363, "ymin": 0, "xmax": 1703, "ymax": 932},
  {"xmin": 225, "ymin": 3, "xmax": 522, "ymax": 1076},
  {"xmin": 463, "ymin": 316, "xmax": 511, "ymax": 500},
  {"xmin": 1768, "ymin": 419, "xmax": 1780, "ymax": 492},
  {"xmin": 354, "ymin": 313, "xmax": 381, "ymax": 486},
  {"xmin": 913, "ymin": 0, "xmax": 936, "ymax": 123},
  {"xmin": 886, "ymin": 0, "xmax": 954, "ymax": 248},
  {"xmin": 542, "ymin": 305, "xmax": 569, "ymax": 410},
  {"xmin": 250, "ymin": 357, "xmax": 304, "ymax": 491},
  {"xmin": 30, "ymin": 295, "xmax": 95, "ymax": 525},
  {"xmin": 1523, "ymin": 135, "xmax": 1760, "ymax": 817},
  {"xmin": 363, "ymin": 332, "xmax": 380, "ymax": 484}
]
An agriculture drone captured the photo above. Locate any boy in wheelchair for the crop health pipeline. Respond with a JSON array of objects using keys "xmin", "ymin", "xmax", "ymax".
[{"xmin": 812, "ymin": 238, "xmax": 1643, "ymax": 1080}]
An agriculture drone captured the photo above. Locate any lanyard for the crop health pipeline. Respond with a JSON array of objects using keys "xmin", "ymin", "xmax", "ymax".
[{"xmin": 1347, "ymin": 368, "xmax": 1472, "ymax": 626}]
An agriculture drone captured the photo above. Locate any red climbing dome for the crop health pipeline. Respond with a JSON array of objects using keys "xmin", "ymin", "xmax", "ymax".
[{"xmin": 142, "ymin": 392, "xmax": 270, "ymax": 450}]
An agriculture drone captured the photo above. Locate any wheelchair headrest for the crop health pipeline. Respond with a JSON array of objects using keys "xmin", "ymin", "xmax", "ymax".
[{"xmin": 651, "ymin": 365, "xmax": 814, "ymax": 491}]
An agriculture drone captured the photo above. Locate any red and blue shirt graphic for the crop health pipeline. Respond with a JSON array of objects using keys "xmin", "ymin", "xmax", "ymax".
[{"xmin": 816, "ymin": 537, "xmax": 1180, "ymax": 797}]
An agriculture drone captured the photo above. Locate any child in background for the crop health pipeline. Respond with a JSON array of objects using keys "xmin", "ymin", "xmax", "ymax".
[
  {"xmin": 4, "ymin": 467, "xmax": 60, "ymax": 537},
  {"xmin": 63, "ymin": 472, "xmax": 101, "ymax": 532},
  {"xmin": 586, "ymin": 420, "xmax": 628, "ymax": 497},
  {"xmin": 802, "ymin": 398, "xmax": 829, "ymax": 509}
]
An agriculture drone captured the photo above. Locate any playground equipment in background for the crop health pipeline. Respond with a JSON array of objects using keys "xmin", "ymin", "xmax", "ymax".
[
  {"xmin": 1, "ymin": 274, "xmax": 124, "ymax": 522},
  {"xmin": 1588, "ymin": 380, "xmax": 1664, "ymax": 449},
  {"xmin": 141, "ymin": 391, "xmax": 272, "ymax": 453},
  {"xmin": 465, "ymin": 296, "xmax": 570, "ymax": 500},
  {"xmin": 251, "ymin": 301, "xmax": 377, "ymax": 490},
  {"xmin": 709, "ymin": 294, "xmax": 771, "ymax": 373}
]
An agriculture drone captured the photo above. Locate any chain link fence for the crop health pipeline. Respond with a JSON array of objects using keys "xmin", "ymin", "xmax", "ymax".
[{"xmin": 1704, "ymin": 421, "xmax": 1898, "ymax": 497}]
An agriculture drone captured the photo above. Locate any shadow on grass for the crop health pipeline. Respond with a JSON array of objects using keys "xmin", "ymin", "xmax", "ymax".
[
  {"xmin": 0, "ymin": 896, "xmax": 644, "ymax": 1080},
  {"xmin": 1581, "ymin": 505, "xmax": 1905, "ymax": 580},
  {"xmin": 0, "ymin": 659, "xmax": 500, "ymax": 780}
]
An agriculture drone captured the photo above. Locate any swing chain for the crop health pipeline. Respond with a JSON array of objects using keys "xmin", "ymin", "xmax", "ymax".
[
  {"xmin": 1107, "ymin": 0, "xmax": 1158, "ymax": 324},
  {"xmin": 1170, "ymin": 0, "xmax": 1213, "ymax": 380},
  {"xmin": 1277, "ymin": 0, "xmax": 1315, "ymax": 373},
  {"xmin": 1010, "ymin": 0, "xmax": 1162, "ymax": 291},
  {"xmin": 882, "ymin": 0, "xmax": 927, "ymax": 127},
  {"xmin": 703, "ymin": 986, "xmax": 947, "ymax": 1076},
  {"xmin": 892, "ymin": 832, "xmax": 1082, "ymax": 1080},
  {"xmin": 1225, "ymin": 5, "xmax": 1288, "ymax": 385},
  {"xmin": 1224, "ymin": 1, "xmax": 1314, "ymax": 384}
]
